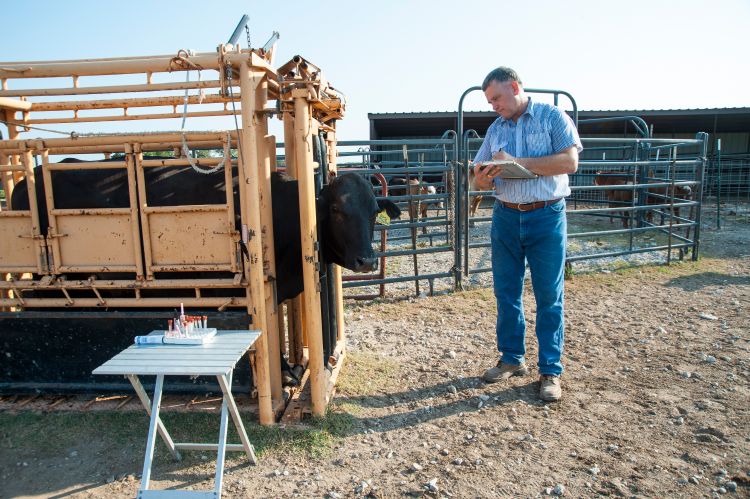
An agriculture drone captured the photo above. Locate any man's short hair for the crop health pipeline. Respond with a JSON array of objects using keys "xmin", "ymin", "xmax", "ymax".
[{"xmin": 482, "ymin": 67, "xmax": 522, "ymax": 91}]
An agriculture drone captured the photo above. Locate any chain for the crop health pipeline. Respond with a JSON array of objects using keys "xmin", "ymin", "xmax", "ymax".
[
  {"xmin": 245, "ymin": 25, "xmax": 252, "ymax": 49},
  {"xmin": 180, "ymin": 69, "xmax": 225, "ymax": 175}
]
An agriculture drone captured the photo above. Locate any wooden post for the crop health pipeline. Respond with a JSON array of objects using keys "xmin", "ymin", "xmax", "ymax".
[
  {"xmin": 238, "ymin": 61, "xmax": 273, "ymax": 425},
  {"xmin": 292, "ymin": 89, "xmax": 326, "ymax": 416},
  {"xmin": 253, "ymin": 77, "xmax": 283, "ymax": 404}
]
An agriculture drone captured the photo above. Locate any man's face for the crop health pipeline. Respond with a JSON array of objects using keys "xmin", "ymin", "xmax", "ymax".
[{"xmin": 484, "ymin": 80, "xmax": 520, "ymax": 121}]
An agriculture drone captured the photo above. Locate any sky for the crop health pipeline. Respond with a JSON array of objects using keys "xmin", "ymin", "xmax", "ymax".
[{"xmin": 1, "ymin": 0, "xmax": 749, "ymax": 141}]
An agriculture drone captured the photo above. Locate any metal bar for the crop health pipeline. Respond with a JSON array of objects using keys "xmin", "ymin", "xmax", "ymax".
[
  {"xmin": 337, "ymin": 148, "xmax": 454, "ymax": 157},
  {"xmin": 125, "ymin": 146, "xmax": 145, "ymax": 280},
  {"xmin": 49, "ymin": 207, "xmax": 131, "ymax": 216},
  {"xmin": 716, "ymin": 138, "xmax": 722, "ymax": 229},
  {"xmin": 217, "ymin": 373, "xmax": 256, "ymax": 463},
  {"xmin": 0, "ymin": 131, "xmax": 236, "ymax": 151},
  {"xmin": 374, "ymin": 245, "xmax": 452, "ymax": 258},
  {"xmin": 142, "ymin": 205, "xmax": 227, "ymax": 214},
  {"xmin": 139, "ymin": 374, "xmax": 165, "ymax": 490},
  {"xmin": 174, "ymin": 443, "xmax": 246, "ymax": 452},
  {"xmin": 149, "ymin": 264, "xmax": 234, "ymax": 272},
  {"xmin": 24, "ymin": 109, "xmax": 240, "ymax": 125},
  {"xmin": 568, "ymin": 222, "xmax": 694, "ymax": 238},
  {"xmin": 577, "ymin": 159, "xmax": 700, "ymax": 168},
  {"xmin": 126, "ymin": 374, "xmax": 181, "ymax": 461},
  {"xmin": 228, "ymin": 14, "xmax": 250, "ymax": 45},
  {"xmin": 223, "ymin": 136, "xmax": 238, "ymax": 274},
  {"xmin": 0, "ymin": 164, "xmax": 25, "ymax": 172},
  {"xmin": 338, "ymin": 139, "xmax": 455, "ymax": 146},
  {"xmin": 0, "ymin": 79, "xmax": 224, "ymax": 97},
  {"xmin": 693, "ymin": 132, "xmax": 708, "ymax": 260},
  {"xmin": 140, "ymin": 157, "xmax": 233, "ymax": 168},
  {"xmin": 342, "ymin": 271, "xmax": 453, "ymax": 288},
  {"xmin": 0, "ymin": 277, "xmax": 243, "ymax": 289},
  {"xmin": 343, "ymin": 165, "xmax": 450, "ymax": 173},
  {"xmin": 27, "ymin": 93, "xmax": 236, "ymax": 112},
  {"xmin": 0, "ymin": 51, "xmax": 272, "ymax": 80},
  {"xmin": 581, "ymin": 137, "xmax": 704, "ymax": 145},
  {"xmin": 524, "ymin": 87, "xmax": 578, "ymax": 125},
  {"xmin": 134, "ymin": 148, "xmax": 155, "ymax": 280},
  {"xmin": 565, "ymin": 243, "xmax": 695, "ymax": 262},
  {"xmin": 0, "ymin": 297, "xmax": 247, "ymax": 307},
  {"xmin": 214, "ymin": 375, "xmax": 231, "ymax": 497}
]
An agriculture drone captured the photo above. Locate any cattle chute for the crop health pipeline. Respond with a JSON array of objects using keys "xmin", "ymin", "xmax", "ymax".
[{"xmin": 0, "ymin": 39, "xmax": 346, "ymax": 423}]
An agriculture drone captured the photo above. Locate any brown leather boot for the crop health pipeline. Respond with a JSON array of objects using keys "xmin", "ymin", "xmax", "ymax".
[
  {"xmin": 482, "ymin": 360, "xmax": 529, "ymax": 383},
  {"xmin": 539, "ymin": 375, "xmax": 562, "ymax": 401}
]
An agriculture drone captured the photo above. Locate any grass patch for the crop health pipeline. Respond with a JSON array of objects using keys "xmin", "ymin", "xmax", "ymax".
[
  {"xmin": 336, "ymin": 351, "xmax": 401, "ymax": 397},
  {"xmin": 0, "ymin": 411, "xmax": 145, "ymax": 456},
  {"xmin": 0, "ymin": 407, "xmax": 357, "ymax": 463}
]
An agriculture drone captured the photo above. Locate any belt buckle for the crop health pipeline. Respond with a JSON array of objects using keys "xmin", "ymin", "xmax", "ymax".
[{"xmin": 517, "ymin": 202, "xmax": 532, "ymax": 212}]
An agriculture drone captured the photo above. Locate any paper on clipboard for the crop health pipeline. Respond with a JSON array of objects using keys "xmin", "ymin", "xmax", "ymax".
[{"xmin": 482, "ymin": 160, "xmax": 538, "ymax": 179}]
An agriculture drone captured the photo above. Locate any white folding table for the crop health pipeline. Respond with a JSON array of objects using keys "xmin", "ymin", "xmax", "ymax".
[{"xmin": 93, "ymin": 329, "xmax": 260, "ymax": 499}]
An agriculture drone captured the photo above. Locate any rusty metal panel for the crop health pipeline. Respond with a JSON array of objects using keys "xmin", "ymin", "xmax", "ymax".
[
  {"xmin": 53, "ymin": 211, "xmax": 137, "ymax": 271},
  {"xmin": 0, "ymin": 212, "xmax": 38, "ymax": 272},
  {"xmin": 147, "ymin": 210, "xmax": 233, "ymax": 269}
]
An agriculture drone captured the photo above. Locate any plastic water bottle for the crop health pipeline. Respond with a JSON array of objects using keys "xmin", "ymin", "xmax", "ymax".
[{"xmin": 134, "ymin": 335, "xmax": 164, "ymax": 345}]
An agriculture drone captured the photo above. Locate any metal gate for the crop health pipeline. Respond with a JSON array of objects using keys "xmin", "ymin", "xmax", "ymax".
[
  {"xmin": 335, "ymin": 137, "xmax": 459, "ymax": 297},
  {"xmin": 456, "ymin": 85, "xmax": 707, "ymax": 287}
]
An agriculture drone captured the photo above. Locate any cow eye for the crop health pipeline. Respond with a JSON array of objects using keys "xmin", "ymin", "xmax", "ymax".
[{"xmin": 331, "ymin": 205, "xmax": 340, "ymax": 214}]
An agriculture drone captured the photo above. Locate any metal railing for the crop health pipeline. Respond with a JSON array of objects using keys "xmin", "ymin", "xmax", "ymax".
[{"xmin": 266, "ymin": 100, "xmax": 713, "ymax": 298}]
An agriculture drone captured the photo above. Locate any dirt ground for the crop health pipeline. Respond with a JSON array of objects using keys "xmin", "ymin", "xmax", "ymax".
[{"xmin": 1, "ymin": 219, "xmax": 749, "ymax": 498}]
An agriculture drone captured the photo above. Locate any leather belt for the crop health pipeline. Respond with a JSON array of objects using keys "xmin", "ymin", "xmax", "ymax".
[{"xmin": 500, "ymin": 198, "xmax": 562, "ymax": 212}]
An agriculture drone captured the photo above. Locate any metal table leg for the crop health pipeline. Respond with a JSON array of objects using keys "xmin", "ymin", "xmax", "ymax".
[
  {"xmin": 139, "ymin": 374, "xmax": 165, "ymax": 492},
  {"xmin": 127, "ymin": 374, "xmax": 181, "ymax": 461},
  {"xmin": 217, "ymin": 372, "xmax": 257, "ymax": 464}
]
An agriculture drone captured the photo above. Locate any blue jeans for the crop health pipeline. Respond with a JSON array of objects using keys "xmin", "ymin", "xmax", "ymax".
[{"xmin": 490, "ymin": 199, "xmax": 566, "ymax": 376}]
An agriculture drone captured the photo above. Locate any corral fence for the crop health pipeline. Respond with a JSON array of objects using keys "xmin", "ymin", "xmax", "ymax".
[
  {"xmin": 320, "ymin": 89, "xmax": 709, "ymax": 298},
  {"xmin": 702, "ymin": 146, "xmax": 750, "ymax": 228}
]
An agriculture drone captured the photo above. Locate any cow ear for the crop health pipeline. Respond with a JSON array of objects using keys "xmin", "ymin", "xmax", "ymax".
[{"xmin": 377, "ymin": 199, "xmax": 401, "ymax": 219}]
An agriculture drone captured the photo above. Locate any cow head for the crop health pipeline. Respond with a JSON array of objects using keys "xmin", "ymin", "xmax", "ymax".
[{"xmin": 317, "ymin": 173, "xmax": 400, "ymax": 272}]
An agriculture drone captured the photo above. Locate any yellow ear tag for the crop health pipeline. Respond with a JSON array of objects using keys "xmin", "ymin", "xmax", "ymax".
[{"xmin": 376, "ymin": 210, "xmax": 391, "ymax": 226}]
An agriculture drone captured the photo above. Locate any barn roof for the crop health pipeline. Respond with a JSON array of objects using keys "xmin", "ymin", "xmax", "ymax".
[{"xmin": 368, "ymin": 107, "xmax": 750, "ymax": 138}]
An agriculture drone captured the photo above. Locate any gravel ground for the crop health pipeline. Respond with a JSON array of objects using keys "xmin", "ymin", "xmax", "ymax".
[{"xmin": 1, "ymin": 211, "xmax": 748, "ymax": 498}]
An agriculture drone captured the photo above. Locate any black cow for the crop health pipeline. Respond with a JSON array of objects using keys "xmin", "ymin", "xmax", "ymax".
[
  {"xmin": 10, "ymin": 158, "xmax": 401, "ymax": 305},
  {"xmin": 272, "ymin": 170, "xmax": 400, "ymax": 302}
]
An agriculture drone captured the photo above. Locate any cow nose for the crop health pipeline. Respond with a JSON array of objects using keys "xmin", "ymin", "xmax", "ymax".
[{"xmin": 354, "ymin": 257, "xmax": 377, "ymax": 272}]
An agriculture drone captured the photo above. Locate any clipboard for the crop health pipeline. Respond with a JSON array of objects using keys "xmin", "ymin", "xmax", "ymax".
[{"xmin": 481, "ymin": 160, "xmax": 538, "ymax": 179}]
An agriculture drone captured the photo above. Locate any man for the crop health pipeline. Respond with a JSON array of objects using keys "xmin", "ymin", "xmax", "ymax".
[{"xmin": 472, "ymin": 67, "xmax": 582, "ymax": 401}]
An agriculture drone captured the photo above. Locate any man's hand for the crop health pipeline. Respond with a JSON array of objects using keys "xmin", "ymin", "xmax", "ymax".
[
  {"xmin": 491, "ymin": 150, "xmax": 516, "ymax": 162},
  {"xmin": 471, "ymin": 162, "xmax": 499, "ymax": 191}
]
